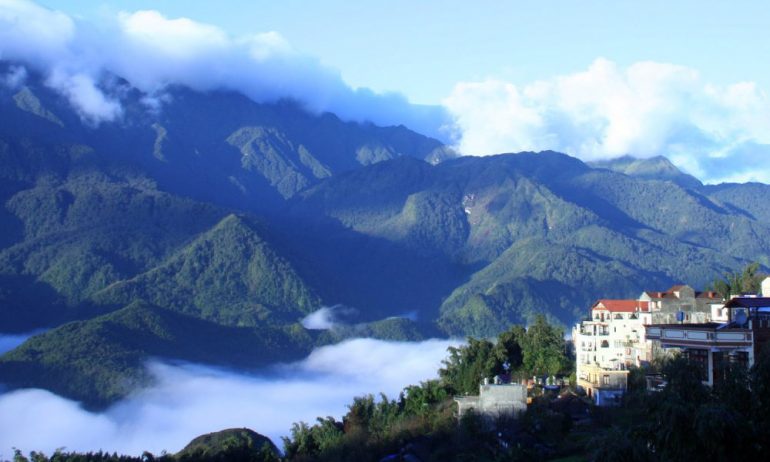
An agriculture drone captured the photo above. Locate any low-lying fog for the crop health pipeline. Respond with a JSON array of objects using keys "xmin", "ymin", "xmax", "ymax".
[{"xmin": 0, "ymin": 337, "xmax": 460, "ymax": 457}]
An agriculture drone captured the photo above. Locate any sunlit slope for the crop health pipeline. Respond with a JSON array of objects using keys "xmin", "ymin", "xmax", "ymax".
[
  {"xmin": 299, "ymin": 152, "xmax": 770, "ymax": 335},
  {"xmin": 92, "ymin": 214, "xmax": 321, "ymax": 327}
]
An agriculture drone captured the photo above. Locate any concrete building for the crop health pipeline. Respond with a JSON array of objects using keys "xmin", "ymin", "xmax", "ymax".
[
  {"xmin": 645, "ymin": 277, "xmax": 770, "ymax": 386},
  {"xmin": 639, "ymin": 285, "xmax": 722, "ymax": 324},
  {"xmin": 573, "ymin": 284, "xmax": 723, "ymax": 405},
  {"xmin": 575, "ymin": 299, "xmax": 649, "ymax": 372},
  {"xmin": 576, "ymin": 363, "xmax": 629, "ymax": 406},
  {"xmin": 454, "ymin": 377, "xmax": 527, "ymax": 419}
]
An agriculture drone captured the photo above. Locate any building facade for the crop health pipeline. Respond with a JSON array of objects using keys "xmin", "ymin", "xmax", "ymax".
[
  {"xmin": 576, "ymin": 363, "xmax": 629, "ymax": 406},
  {"xmin": 639, "ymin": 285, "xmax": 723, "ymax": 324},
  {"xmin": 645, "ymin": 279, "xmax": 770, "ymax": 386},
  {"xmin": 573, "ymin": 284, "xmax": 722, "ymax": 404},
  {"xmin": 454, "ymin": 377, "xmax": 527, "ymax": 419},
  {"xmin": 574, "ymin": 299, "xmax": 649, "ymax": 372}
]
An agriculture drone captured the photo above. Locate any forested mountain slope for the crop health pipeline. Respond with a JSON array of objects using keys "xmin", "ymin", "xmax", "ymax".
[{"xmin": 2, "ymin": 58, "xmax": 770, "ymax": 404}]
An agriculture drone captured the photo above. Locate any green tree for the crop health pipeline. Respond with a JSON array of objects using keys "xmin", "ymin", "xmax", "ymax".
[
  {"xmin": 492, "ymin": 325, "xmax": 525, "ymax": 373},
  {"xmin": 282, "ymin": 422, "xmax": 319, "ymax": 460},
  {"xmin": 521, "ymin": 315, "xmax": 569, "ymax": 377},
  {"xmin": 587, "ymin": 426, "xmax": 652, "ymax": 462},
  {"xmin": 438, "ymin": 337, "xmax": 501, "ymax": 394},
  {"xmin": 709, "ymin": 262, "xmax": 765, "ymax": 299},
  {"xmin": 401, "ymin": 380, "xmax": 449, "ymax": 417}
]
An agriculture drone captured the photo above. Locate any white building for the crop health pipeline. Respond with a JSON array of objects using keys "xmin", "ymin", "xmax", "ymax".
[
  {"xmin": 574, "ymin": 299, "xmax": 649, "ymax": 372},
  {"xmin": 573, "ymin": 285, "xmax": 723, "ymax": 404}
]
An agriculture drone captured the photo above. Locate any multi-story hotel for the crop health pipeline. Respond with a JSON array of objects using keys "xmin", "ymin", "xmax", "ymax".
[{"xmin": 573, "ymin": 284, "xmax": 723, "ymax": 404}]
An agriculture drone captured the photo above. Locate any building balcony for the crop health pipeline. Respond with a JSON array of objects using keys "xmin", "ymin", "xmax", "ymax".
[
  {"xmin": 579, "ymin": 329, "xmax": 610, "ymax": 336},
  {"xmin": 645, "ymin": 323, "xmax": 752, "ymax": 348}
]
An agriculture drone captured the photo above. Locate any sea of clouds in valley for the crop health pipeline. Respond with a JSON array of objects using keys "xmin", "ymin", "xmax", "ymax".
[{"xmin": 0, "ymin": 337, "xmax": 460, "ymax": 457}]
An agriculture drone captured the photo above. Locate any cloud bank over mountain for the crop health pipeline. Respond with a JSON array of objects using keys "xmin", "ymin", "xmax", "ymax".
[
  {"xmin": 2, "ymin": 1, "xmax": 768, "ymax": 184},
  {"xmin": 0, "ymin": 0, "xmax": 451, "ymax": 138},
  {"xmin": 0, "ymin": 338, "xmax": 459, "ymax": 456},
  {"xmin": 444, "ymin": 58, "xmax": 770, "ymax": 184}
]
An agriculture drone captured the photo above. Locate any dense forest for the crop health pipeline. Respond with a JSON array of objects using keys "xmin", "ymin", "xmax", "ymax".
[{"xmin": 4, "ymin": 60, "xmax": 770, "ymax": 407}]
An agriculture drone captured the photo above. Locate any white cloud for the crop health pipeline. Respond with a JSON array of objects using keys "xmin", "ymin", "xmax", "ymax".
[
  {"xmin": 0, "ymin": 338, "xmax": 460, "ymax": 457},
  {"xmin": 2, "ymin": 64, "xmax": 27, "ymax": 88},
  {"xmin": 444, "ymin": 58, "xmax": 770, "ymax": 183},
  {"xmin": 117, "ymin": 10, "xmax": 228, "ymax": 59},
  {"xmin": 300, "ymin": 305, "xmax": 360, "ymax": 330},
  {"xmin": 0, "ymin": 0, "xmax": 451, "ymax": 138},
  {"xmin": 3, "ymin": 2, "xmax": 768, "ymax": 183},
  {"xmin": 301, "ymin": 307, "xmax": 338, "ymax": 330},
  {"xmin": 45, "ymin": 70, "xmax": 122, "ymax": 124},
  {"xmin": 0, "ymin": 0, "xmax": 75, "ymax": 65}
]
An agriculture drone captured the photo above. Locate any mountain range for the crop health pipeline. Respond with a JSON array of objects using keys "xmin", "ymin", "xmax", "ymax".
[{"xmin": 1, "ymin": 60, "xmax": 769, "ymax": 407}]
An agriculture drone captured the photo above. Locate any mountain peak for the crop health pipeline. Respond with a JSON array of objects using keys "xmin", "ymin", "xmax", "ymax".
[{"xmin": 588, "ymin": 155, "xmax": 702, "ymax": 189}]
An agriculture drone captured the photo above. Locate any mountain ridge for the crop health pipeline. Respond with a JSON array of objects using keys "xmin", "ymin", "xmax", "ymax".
[{"xmin": 2, "ymin": 58, "xmax": 770, "ymax": 406}]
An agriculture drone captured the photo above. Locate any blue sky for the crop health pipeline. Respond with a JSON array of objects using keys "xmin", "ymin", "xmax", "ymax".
[
  {"xmin": 38, "ymin": 0, "xmax": 770, "ymax": 104},
  {"xmin": 3, "ymin": 0, "xmax": 770, "ymax": 183}
]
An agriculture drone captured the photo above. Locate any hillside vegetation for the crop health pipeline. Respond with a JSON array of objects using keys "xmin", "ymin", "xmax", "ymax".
[{"xmin": 2, "ymin": 59, "xmax": 770, "ymax": 405}]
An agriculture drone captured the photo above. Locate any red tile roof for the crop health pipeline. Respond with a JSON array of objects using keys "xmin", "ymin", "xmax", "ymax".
[
  {"xmin": 696, "ymin": 291, "xmax": 721, "ymax": 299},
  {"xmin": 592, "ymin": 299, "xmax": 649, "ymax": 313}
]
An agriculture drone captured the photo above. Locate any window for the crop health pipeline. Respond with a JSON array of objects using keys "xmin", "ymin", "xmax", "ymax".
[
  {"xmin": 686, "ymin": 349, "xmax": 709, "ymax": 382},
  {"xmin": 602, "ymin": 375, "xmax": 610, "ymax": 386},
  {"xmin": 601, "ymin": 340, "xmax": 609, "ymax": 348},
  {"xmin": 732, "ymin": 351, "xmax": 749, "ymax": 370},
  {"xmin": 614, "ymin": 313, "xmax": 623, "ymax": 320}
]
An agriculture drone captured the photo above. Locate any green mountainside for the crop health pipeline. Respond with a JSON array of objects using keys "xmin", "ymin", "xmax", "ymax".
[
  {"xmin": 705, "ymin": 182, "xmax": 770, "ymax": 223},
  {"xmin": 0, "ymin": 300, "xmax": 429, "ymax": 408},
  {"xmin": 92, "ymin": 214, "xmax": 320, "ymax": 327},
  {"xmin": 2, "ymin": 59, "xmax": 770, "ymax": 406},
  {"xmin": 0, "ymin": 171, "xmax": 227, "ymax": 331},
  {"xmin": 297, "ymin": 152, "xmax": 769, "ymax": 335},
  {"xmin": 0, "ymin": 302, "xmax": 316, "ymax": 408}
]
